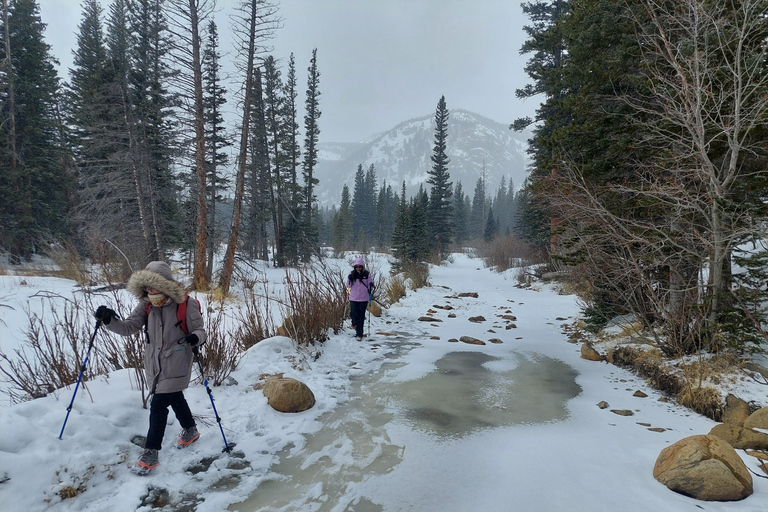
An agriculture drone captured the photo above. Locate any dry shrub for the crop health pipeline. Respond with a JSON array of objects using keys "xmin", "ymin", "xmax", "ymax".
[
  {"xmin": 279, "ymin": 263, "xmax": 348, "ymax": 345},
  {"xmin": 476, "ymin": 234, "xmax": 545, "ymax": 272},
  {"xmin": 44, "ymin": 242, "xmax": 92, "ymax": 285},
  {"xmin": 235, "ymin": 281, "xmax": 277, "ymax": 351},
  {"xmin": 383, "ymin": 273, "xmax": 407, "ymax": 305},
  {"xmin": 0, "ymin": 300, "xmax": 107, "ymax": 403},
  {"xmin": 196, "ymin": 297, "xmax": 243, "ymax": 386},
  {"xmin": 402, "ymin": 261, "xmax": 430, "ymax": 290},
  {"xmin": 0, "ymin": 288, "xmax": 149, "ymax": 405},
  {"xmin": 86, "ymin": 288, "xmax": 149, "ymax": 404}
]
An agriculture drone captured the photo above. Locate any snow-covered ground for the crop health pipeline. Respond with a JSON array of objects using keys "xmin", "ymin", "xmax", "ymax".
[{"xmin": 0, "ymin": 253, "xmax": 766, "ymax": 511}]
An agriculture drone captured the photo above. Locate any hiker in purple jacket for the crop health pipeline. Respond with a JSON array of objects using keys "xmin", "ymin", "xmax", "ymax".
[{"xmin": 347, "ymin": 257, "xmax": 375, "ymax": 341}]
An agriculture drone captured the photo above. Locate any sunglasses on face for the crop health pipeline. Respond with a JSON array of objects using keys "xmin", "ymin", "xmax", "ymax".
[{"xmin": 354, "ymin": 265, "xmax": 363, "ymax": 269}]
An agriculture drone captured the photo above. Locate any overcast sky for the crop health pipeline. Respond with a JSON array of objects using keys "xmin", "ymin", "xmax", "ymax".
[{"xmin": 38, "ymin": 0, "xmax": 537, "ymax": 143}]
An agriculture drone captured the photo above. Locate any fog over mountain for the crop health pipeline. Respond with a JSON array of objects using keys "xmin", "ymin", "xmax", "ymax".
[{"xmin": 315, "ymin": 110, "xmax": 531, "ymax": 208}]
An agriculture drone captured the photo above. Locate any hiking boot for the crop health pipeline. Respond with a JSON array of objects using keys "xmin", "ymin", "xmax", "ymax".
[
  {"xmin": 356, "ymin": 336, "xmax": 362, "ymax": 341},
  {"xmin": 177, "ymin": 426, "xmax": 200, "ymax": 448},
  {"xmin": 133, "ymin": 449, "xmax": 159, "ymax": 475}
]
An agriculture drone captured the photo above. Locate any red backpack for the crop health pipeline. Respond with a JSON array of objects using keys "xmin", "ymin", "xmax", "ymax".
[{"xmin": 144, "ymin": 295, "xmax": 201, "ymax": 334}]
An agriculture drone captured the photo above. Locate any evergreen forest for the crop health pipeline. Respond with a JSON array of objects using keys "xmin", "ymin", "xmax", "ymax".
[{"xmin": 2, "ymin": 0, "xmax": 768, "ymax": 355}]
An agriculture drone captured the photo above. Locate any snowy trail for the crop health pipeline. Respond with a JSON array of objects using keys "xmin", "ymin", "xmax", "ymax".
[
  {"xmin": 2, "ymin": 254, "xmax": 766, "ymax": 512},
  {"xmin": 229, "ymin": 257, "xmax": 766, "ymax": 512}
]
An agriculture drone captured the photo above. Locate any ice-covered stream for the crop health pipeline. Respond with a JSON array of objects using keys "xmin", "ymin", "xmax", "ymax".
[{"xmin": 230, "ymin": 340, "xmax": 581, "ymax": 511}]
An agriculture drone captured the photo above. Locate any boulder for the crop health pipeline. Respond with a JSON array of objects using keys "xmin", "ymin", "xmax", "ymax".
[
  {"xmin": 580, "ymin": 343, "xmax": 603, "ymax": 362},
  {"xmin": 744, "ymin": 406, "xmax": 768, "ymax": 431},
  {"xmin": 723, "ymin": 394, "xmax": 751, "ymax": 426},
  {"xmin": 468, "ymin": 316, "xmax": 486, "ymax": 323},
  {"xmin": 367, "ymin": 300, "xmax": 382, "ymax": 317},
  {"xmin": 708, "ymin": 423, "xmax": 768, "ymax": 450},
  {"xmin": 459, "ymin": 336, "xmax": 486, "ymax": 346},
  {"xmin": 653, "ymin": 435, "xmax": 753, "ymax": 501},
  {"xmin": 263, "ymin": 377, "xmax": 316, "ymax": 413},
  {"xmin": 276, "ymin": 315, "xmax": 298, "ymax": 338}
]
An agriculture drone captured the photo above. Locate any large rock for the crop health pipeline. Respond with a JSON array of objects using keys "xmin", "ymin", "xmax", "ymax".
[
  {"xmin": 744, "ymin": 406, "xmax": 768, "ymax": 430},
  {"xmin": 709, "ymin": 423, "xmax": 768, "ymax": 450},
  {"xmin": 580, "ymin": 343, "xmax": 603, "ymax": 362},
  {"xmin": 459, "ymin": 336, "xmax": 486, "ymax": 345},
  {"xmin": 367, "ymin": 300, "xmax": 382, "ymax": 317},
  {"xmin": 263, "ymin": 376, "xmax": 316, "ymax": 413},
  {"xmin": 653, "ymin": 435, "xmax": 753, "ymax": 501},
  {"xmin": 723, "ymin": 394, "xmax": 750, "ymax": 426}
]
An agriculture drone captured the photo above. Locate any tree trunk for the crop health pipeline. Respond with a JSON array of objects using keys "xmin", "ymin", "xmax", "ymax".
[
  {"xmin": 219, "ymin": 0, "xmax": 258, "ymax": 294},
  {"xmin": 188, "ymin": 0, "xmax": 208, "ymax": 291}
]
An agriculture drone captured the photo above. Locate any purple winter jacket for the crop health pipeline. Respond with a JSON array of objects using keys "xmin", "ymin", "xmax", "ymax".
[{"xmin": 347, "ymin": 257, "xmax": 374, "ymax": 302}]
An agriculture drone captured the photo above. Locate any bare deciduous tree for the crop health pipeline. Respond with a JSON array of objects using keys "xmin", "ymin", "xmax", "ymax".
[{"xmin": 219, "ymin": 0, "xmax": 280, "ymax": 294}]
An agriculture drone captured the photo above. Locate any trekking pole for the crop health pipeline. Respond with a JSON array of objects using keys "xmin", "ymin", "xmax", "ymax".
[
  {"xmin": 367, "ymin": 288, "xmax": 372, "ymax": 338},
  {"xmin": 59, "ymin": 319, "xmax": 102, "ymax": 439},
  {"xmin": 193, "ymin": 346, "xmax": 232, "ymax": 453}
]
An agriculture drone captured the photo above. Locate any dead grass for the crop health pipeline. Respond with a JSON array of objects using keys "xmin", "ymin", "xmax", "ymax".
[
  {"xmin": 608, "ymin": 343, "xmax": 732, "ymax": 421},
  {"xmin": 677, "ymin": 384, "xmax": 723, "ymax": 421}
]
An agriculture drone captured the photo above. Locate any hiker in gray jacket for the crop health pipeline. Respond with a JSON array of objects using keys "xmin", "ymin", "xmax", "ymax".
[{"xmin": 95, "ymin": 261, "xmax": 206, "ymax": 474}]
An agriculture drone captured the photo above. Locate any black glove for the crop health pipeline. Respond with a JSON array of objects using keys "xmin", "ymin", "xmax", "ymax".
[
  {"xmin": 184, "ymin": 333, "xmax": 199, "ymax": 346},
  {"xmin": 94, "ymin": 305, "xmax": 117, "ymax": 325}
]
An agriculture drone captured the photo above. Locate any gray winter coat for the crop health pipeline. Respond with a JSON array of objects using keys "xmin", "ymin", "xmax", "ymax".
[{"xmin": 104, "ymin": 261, "xmax": 206, "ymax": 395}]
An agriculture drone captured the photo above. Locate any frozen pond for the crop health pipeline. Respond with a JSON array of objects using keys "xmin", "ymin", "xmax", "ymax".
[{"xmin": 230, "ymin": 346, "xmax": 581, "ymax": 511}]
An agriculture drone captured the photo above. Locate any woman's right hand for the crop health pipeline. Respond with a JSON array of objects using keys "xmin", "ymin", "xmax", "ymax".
[{"xmin": 94, "ymin": 305, "xmax": 117, "ymax": 325}]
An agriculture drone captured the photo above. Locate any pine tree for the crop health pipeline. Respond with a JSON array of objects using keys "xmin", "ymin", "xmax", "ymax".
[
  {"xmin": 332, "ymin": 184, "xmax": 353, "ymax": 252},
  {"xmin": 201, "ymin": 19, "xmax": 230, "ymax": 278},
  {"xmin": 410, "ymin": 185, "xmax": 431, "ymax": 262},
  {"xmin": 126, "ymin": 0, "xmax": 178, "ymax": 260},
  {"xmin": 427, "ymin": 95, "xmax": 452, "ymax": 256},
  {"xmin": 512, "ymin": 0, "xmax": 569, "ymax": 250},
  {"xmin": 469, "ymin": 177, "xmax": 486, "ymax": 239},
  {"xmin": 66, "ymin": 0, "xmax": 114, "ymax": 254},
  {"xmin": 375, "ymin": 180, "xmax": 396, "ymax": 247},
  {"xmin": 484, "ymin": 206, "xmax": 498, "ymax": 242},
  {"xmin": 452, "ymin": 181, "xmax": 469, "ymax": 246},
  {"xmin": 263, "ymin": 55, "xmax": 287, "ymax": 266},
  {"xmin": 350, "ymin": 164, "xmax": 366, "ymax": 242},
  {"xmin": 244, "ymin": 67, "xmax": 271, "ymax": 261},
  {"xmin": 390, "ymin": 182, "xmax": 411, "ymax": 264},
  {"xmin": 302, "ymin": 48, "xmax": 321, "ymax": 224},
  {"xmin": 0, "ymin": 0, "xmax": 70, "ymax": 261},
  {"xmin": 281, "ymin": 53, "xmax": 302, "ymax": 264}
]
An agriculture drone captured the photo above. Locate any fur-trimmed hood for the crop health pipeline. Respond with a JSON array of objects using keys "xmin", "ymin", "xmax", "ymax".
[{"xmin": 126, "ymin": 261, "xmax": 186, "ymax": 303}]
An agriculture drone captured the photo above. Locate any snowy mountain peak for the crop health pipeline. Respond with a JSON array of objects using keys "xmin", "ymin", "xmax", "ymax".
[{"xmin": 315, "ymin": 109, "xmax": 530, "ymax": 206}]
